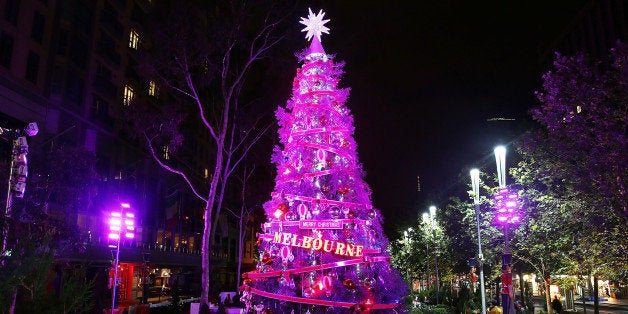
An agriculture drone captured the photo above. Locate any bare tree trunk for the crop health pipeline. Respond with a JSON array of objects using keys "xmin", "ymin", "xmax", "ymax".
[
  {"xmin": 545, "ymin": 278, "xmax": 552, "ymax": 314},
  {"xmin": 518, "ymin": 269, "xmax": 524, "ymax": 306},
  {"xmin": 201, "ymin": 159, "xmax": 223, "ymax": 310},
  {"xmin": 593, "ymin": 275, "xmax": 599, "ymax": 314},
  {"xmin": 9, "ymin": 289, "xmax": 16, "ymax": 314},
  {"xmin": 236, "ymin": 214, "xmax": 244, "ymax": 292}
]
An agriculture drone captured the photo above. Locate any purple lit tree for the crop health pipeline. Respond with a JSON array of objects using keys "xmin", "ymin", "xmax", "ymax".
[
  {"xmin": 512, "ymin": 42, "xmax": 628, "ymax": 313},
  {"xmin": 241, "ymin": 9, "xmax": 406, "ymax": 313}
]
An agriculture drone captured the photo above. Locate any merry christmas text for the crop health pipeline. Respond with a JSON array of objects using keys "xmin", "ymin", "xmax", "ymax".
[{"xmin": 273, "ymin": 232, "xmax": 364, "ymax": 257}]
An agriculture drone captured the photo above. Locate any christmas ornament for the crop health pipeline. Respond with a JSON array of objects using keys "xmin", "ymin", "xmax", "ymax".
[
  {"xmin": 367, "ymin": 210, "xmax": 377, "ymax": 220},
  {"xmin": 328, "ymin": 206, "xmax": 340, "ymax": 218},
  {"xmin": 337, "ymin": 186, "xmax": 350, "ymax": 195},
  {"xmin": 343, "ymin": 279, "xmax": 356, "ymax": 290}
]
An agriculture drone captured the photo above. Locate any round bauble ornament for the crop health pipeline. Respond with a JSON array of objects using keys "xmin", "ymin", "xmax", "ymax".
[
  {"xmin": 328, "ymin": 206, "xmax": 340, "ymax": 219},
  {"xmin": 277, "ymin": 203, "xmax": 289, "ymax": 213},
  {"xmin": 337, "ymin": 186, "xmax": 350, "ymax": 195},
  {"xmin": 347, "ymin": 210, "xmax": 357, "ymax": 219},
  {"xmin": 327, "ymin": 271, "xmax": 338, "ymax": 280},
  {"xmin": 321, "ymin": 184, "xmax": 331, "ymax": 193},
  {"xmin": 243, "ymin": 278, "xmax": 252, "ymax": 286},
  {"xmin": 319, "ymin": 115, "xmax": 328, "ymax": 126},
  {"xmin": 311, "ymin": 206, "xmax": 320, "ymax": 216},
  {"xmin": 341, "ymin": 139, "xmax": 349, "ymax": 147},
  {"xmin": 343, "ymin": 279, "xmax": 356, "ymax": 290},
  {"xmin": 285, "ymin": 211, "xmax": 297, "ymax": 221},
  {"xmin": 262, "ymin": 253, "xmax": 273, "ymax": 265},
  {"xmin": 368, "ymin": 210, "xmax": 377, "ymax": 220},
  {"xmin": 262, "ymin": 309, "xmax": 274, "ymax": 314},
  {"xmin": 363, "ymin": 277, "xmax": 376, "ymax": 287}
]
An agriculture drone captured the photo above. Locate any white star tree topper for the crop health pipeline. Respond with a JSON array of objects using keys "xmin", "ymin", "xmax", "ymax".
[{"xmin": 300, "ymin": 8, "xmax": 330, "ymax": 42}]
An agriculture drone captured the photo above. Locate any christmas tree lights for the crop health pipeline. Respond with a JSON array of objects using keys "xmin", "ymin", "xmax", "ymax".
[{"xmin": 241, "ymin": 8, "xmax": 406, "ymax": 313}]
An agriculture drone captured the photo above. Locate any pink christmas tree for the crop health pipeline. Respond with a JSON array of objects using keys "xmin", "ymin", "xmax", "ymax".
[{"xmin": 241, "ymin": 9, "xmax": 406, "ymax": 313}]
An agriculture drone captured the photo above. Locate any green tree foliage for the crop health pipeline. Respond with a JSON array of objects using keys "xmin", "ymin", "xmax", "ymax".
[
  {"xmin": 512, "ymin": 42, "xmax": 627, "ymax": 282},
  {"xmin": 0, "ymin": 144, "xmax": 99, "ymax": 313}
]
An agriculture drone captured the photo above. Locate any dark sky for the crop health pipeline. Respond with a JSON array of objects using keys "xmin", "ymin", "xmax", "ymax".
[{"xmin": 267, "ymin": 1, "xmax": 589, "ymax": 237}]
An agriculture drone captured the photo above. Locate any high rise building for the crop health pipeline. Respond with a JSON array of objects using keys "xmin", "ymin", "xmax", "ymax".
[{"xmin": 0, "ymin": 0, "xmax": 252, "ymax": 307}]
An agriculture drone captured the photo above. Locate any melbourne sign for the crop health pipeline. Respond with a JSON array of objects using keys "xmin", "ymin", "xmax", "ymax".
[{"xmin": 273, "ymin": 232, "xmax": 363, "ymax": 257}]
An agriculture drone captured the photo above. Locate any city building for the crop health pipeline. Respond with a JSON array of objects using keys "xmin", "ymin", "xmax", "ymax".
[{"xmin": 0, "ymin": 0, "xmax": 256, "ymax": 308}]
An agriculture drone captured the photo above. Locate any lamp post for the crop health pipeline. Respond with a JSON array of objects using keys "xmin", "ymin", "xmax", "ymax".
[
  {"xmin": 429, "ymin": 206, "xmax": 439, "ymax": 304},
  {"xmin": 494, "ymin": 146, "xmax": 519, "ymax": 314},
  {"xmin": 404, "ymin": 227, "xmax": 413, "ymax": 283},
  {"xmin": 108, "ymin": 202, "xmax": 135, "ymax": 314},
  {"xmin": 470, "ymin": 169, "xmax": 487, "ymax": 314},
  {"xmin": 1, "ymin": 123, "xmax": 38, "ymax": 257}
]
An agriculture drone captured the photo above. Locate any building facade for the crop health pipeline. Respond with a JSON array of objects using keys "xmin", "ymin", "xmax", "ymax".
[{"xmin": 0, "ymin": 0, "xmax": 256, "ymax": 308}]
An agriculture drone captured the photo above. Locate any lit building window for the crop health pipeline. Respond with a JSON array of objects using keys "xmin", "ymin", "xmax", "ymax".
[
  {"xmin": 163, "ymin": 145, "xmax": 170, "ymax": 160},
  {"xmin": 129, "ymin": 29, "xmax": 139, "ymax": 49},
  {"xmin": 204, "ymin": 168, "xmax": 209, "ymax": 179},
  {"xmin": 123, "ymin": 85, "xmax": 134, "ymax": 106},
  {"xmin": 576, "ymin": 105, "xmax": 582, "ymax": 113},
  {"xmin": 148, "ymin": 80, "xmax": 158, "ymax": 96}
]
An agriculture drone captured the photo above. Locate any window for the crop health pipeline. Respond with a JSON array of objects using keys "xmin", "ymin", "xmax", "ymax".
[
  {"xmin": 148, "ymin": 80, "xmax": 157, "ymax": 96},
  {"xmin": 204, "ymin": 168, "xmax": 209, "ymax": 179},
  {"xmin": 123, "ymin": 85, "xmax": 134, "ymax": 106},
  {"xmin": 56, "ymin": 29, "xmax": 68, "ymax": 55},
  {"xmin": 128, "ymin": 28, "xmax": 139, "ymax": 49},
  {"xmin": 4, "ymin": 0, "xmax": 19, "ymax": 26},
  {"xmin": 69, "ymin": 36, "xmax": 88, "ymax": 70},
  {"xmin": 66, "ymin": 72, "xmax": 84, "ymax": 104},
  {"xmin": 31, "ymin": 11, "xmax": 45, "ymax": 43},
  {"xmin": 162, "ymin": 145, "xmax": 170, "ymax": 160},
  {"xmin": 91, "ymin": 96, "xmax": 109, "ymax": 118},
  {"xmin": 84, "ymin": 129, "xmax": 96, "ymax": 152},
  {"xmin": 51, "ymin": 65, "xmax": 65, "ymax": 94},
  {"xmin": 25, "ymin": 51, "xmax": 40, "ymax": 83},
  {"xmin": 0, "ymin": 32, "xmax": 14, "ymax": 68}
]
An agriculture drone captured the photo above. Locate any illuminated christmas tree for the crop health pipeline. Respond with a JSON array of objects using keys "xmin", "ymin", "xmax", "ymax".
[{"xmin": 241, "ymin": 9, "xmax": 406, "ymax": 313}]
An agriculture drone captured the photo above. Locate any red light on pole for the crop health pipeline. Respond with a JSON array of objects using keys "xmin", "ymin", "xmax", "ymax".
[{"xmin": 108, "ymin": 202, "xmax": 134, "ymax": 313}]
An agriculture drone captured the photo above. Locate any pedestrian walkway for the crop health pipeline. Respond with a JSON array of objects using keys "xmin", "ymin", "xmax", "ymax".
[{"xmin": 532, "ymin": 296, "xmax": 628, "ymax": 314}]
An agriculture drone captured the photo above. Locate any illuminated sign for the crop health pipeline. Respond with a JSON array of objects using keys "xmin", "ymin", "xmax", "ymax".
[
  {"xmin": 299, "ymin": 220, "xmax": 342, "ymax": 229},
  {"xmin": 273, "ymin": 232, "xmax": 363, "ymax": 257}
]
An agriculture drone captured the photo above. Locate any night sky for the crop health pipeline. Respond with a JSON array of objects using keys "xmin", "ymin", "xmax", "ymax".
[{"xmin": 263, "ymin": 1, "xmax": 589, "ymax": 237}]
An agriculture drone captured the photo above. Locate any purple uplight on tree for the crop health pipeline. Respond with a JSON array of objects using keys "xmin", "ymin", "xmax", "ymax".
[
  {"xmin": 493, "ymin": 188, "xmax": 520, "ymax": 225},
  {"xmin": 108, "ymin": 203, "xmax": 135, "ymax": 244},
  {"xmin": 107, "ymin": 202, "xmax": 134, "ymax": 313}
]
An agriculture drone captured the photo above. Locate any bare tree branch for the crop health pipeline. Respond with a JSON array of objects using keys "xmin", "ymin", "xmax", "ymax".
[{"xmin": 143, "ymin": 132, "xmax": 207, "ymax": 202}]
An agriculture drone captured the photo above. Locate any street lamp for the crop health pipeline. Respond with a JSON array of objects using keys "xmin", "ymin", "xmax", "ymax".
[
  {"xmin": 494, "ymin": 146, "xmax": 520, "ymax": 314},
  {"xmin": 470, "ymin": 169, "xmax": 487, "ymax": 314},
  {"xmin": 428, "ymin": 206, "xmax": 439, "ymax": 304},
  {"xmin": 1, "ymin": 123, "xmax": 38, "ymax": 257},
  {"xmin": 404, "ymin": 227, "xmax": 413, "ymax": 284},
  {"xmin": 108, "ymin": 202, "xmax": 134, "ymax": 314}
]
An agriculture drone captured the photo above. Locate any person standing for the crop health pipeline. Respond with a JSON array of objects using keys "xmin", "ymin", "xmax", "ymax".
[
  {"xmin": 489, "ymin": 300, "xmax": 503, "ymax": 314},
  {"xmin": 551, "ymin": 296, "xmax": 563, "ymax": 314}
]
